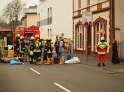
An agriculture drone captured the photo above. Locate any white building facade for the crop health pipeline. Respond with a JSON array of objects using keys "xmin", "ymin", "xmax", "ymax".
[{"xmin": 37, "ymin": 0, "xmax": 73, "ymax": 42}]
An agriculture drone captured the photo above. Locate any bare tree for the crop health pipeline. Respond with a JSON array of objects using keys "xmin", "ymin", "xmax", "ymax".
[
  {"xmin": 2, "ymin": 0, "xmax": 26, "ymax": 30},
  {"xmin": 0, "ymin": 18, "xmax": 7, "ymax": 28}
]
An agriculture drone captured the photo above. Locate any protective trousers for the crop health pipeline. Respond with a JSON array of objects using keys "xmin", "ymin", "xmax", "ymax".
[{"xmin": 33, "ymin": 51, "xmax": 41, "ymax": 64}]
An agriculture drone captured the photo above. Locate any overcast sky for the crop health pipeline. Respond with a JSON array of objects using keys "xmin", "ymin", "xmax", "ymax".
[{"xmin": 0, "ymin": 0, "xmax": 39, "ymax": 15}]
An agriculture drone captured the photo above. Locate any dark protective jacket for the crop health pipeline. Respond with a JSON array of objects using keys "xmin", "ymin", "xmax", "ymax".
[
  {"xmin": 15, "ymin": 37, "xmax": 20, "ymax": 51},
  {"xmin": 19, "ymin": 39, "xmax": 25, "ymax": 53}
]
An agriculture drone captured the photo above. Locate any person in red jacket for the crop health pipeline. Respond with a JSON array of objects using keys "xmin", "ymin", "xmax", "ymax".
[{"xmin": 97, "ymin": 37, "xmax": 108, "ymax": 66}]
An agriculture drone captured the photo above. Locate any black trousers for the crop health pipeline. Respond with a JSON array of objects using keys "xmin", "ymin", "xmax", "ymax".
[
  {"xmin": 33, "ymin": 52, "xmax": 41, "ymax": 62},
  {"xmin": 55, "ymin": 47, "xmax": 60, "ymax": 57}
]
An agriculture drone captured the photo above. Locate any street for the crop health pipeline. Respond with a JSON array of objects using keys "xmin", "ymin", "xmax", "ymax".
[{"xmin": 0, "ymin": 62, "xmax": 124, "ymax": 92}]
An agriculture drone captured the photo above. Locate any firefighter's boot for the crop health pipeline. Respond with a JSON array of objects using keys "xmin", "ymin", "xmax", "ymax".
[
  {"xmin": 45, "ymin": 58, "xmax": 51, "ymax": 65},
  {"xmin": 59, "ymin": 61, "xmax": 65, "ymax": 64}
]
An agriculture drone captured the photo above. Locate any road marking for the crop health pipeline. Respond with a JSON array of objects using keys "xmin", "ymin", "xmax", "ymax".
[
  {"xmin": 54, "ymin": 83, "xmax": 72, "ymax": 92},
  {"xmin": 30, "ymin": 68, "xmax": 41, "ymax": 75}
]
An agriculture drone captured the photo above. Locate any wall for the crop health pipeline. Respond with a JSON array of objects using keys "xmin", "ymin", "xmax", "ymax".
[
  {"xmin": 27, "ymin": 14, "xmax": 38, "ymax": 27},
  {"xmin": 73, "ymin": 0, "xmax": 111, "ymax": 55},
  {"xmin": 37, "ymin": 0, "xmax": 73, "ymax": 42},
  {"xmin": 115, "ymin": 0, "xmax": 124, "ymax": 59}
]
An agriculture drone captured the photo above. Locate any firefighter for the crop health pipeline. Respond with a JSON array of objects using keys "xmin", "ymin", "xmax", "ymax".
[
  {"xmin": 54, "ymin": 37, "xmax": 60, "ymax": 57},
  {"xmin": 29, "ymin": 36, "xmax": 35, "ymax": 64},
  {"xmin": 45, "ymin": 39, "xmax": 53, "ymax": 64},
  {"xmin": 33, "ymin": 35, "xmax": 42, "ymax": 64},
  {"xmin": 18, "ymin": 36, "xmax": 25, "ymax": 62},
  {"xmin": 97, "ymin": 37, "xmax": 108, "ymax": 66},
  {"xmin": 59, "ymin": 37, "xmax": 66, "ymax": 64},
  {"xmin": 39, "ymin": 38, "xmax": 43, "ymax": 59},
  {"xmin": 43, "ymin": 40, "xmax": 48, "ymax": 63},
  {"xmin": 64, "ymin": 38, "xmax": 69, "ymax": 52},
  {"xmin": 15, "ymin": 34, "xmax": 20, "ymax": 56}
]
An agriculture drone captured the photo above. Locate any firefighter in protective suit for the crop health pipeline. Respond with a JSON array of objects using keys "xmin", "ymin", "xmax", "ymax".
[
  {"xmin": 59, "ymin": 37, "xmax": 66, "ymax": 64},
  {"xmin": 97, "ymin": 37, "xmax": 108, "ymax": 66},
  {"xmin": 15, "ymin": 34, "xmax": 20, "ymax": 56},
  {"xmin": 54, "ymin": 37, "xmax": 60, "ymax": 57},
  {"xmin": 33, "ymin": 35, "xmax": 42, "ymax": 64},
  {"xmin": 44, "ymin": 39, "xmax": 53, "ymax": 64},
  {"xmin": 29, "ymin": 36, "xmax": 35, "ymax": 64},
  {"xmin": 43, "ymin": 40, "xmax": 48, "ymax": 63},
  {"xmin": 18, "ymin": 36, "xmax": 25, "ymax": 62}
]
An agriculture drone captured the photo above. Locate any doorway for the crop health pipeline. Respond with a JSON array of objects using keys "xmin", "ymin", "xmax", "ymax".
[{"xmin": 87, "ymin": 25, "xmax": 91, "ymax": 55}]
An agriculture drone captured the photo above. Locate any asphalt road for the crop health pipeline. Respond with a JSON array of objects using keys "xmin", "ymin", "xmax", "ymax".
[{"xmin": 0, "ymin": 62, "xmax": 124, "ymax": 92}]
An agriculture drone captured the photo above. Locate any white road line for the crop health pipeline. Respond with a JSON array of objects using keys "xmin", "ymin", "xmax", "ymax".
[
  {"xmin": 54, "ymin": 83, "xmax": 72, "ymax": 92},
  {"xmin": 30, "ymin": 68, "xmax": 41, "ymax": 75}
]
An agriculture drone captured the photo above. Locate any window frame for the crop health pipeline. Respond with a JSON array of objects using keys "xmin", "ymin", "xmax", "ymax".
[
  {"xmin": 87, "ymin": 0, "xmax": 90, "ymax": 6},
  {"xmin": 75, "ymin": 24, "xmax": 84, "ymax": 50},
  {"xmin": 78, "ymin": 0, "xmax": 81, "ymax": 9}
]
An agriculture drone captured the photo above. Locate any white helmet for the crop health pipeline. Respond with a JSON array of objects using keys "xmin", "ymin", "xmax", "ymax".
[
  {"xmin": 30, "ymin": 51, "xmax": 33, "ymax": 55},
  {"xmin": 35, "ymin": 34, "xmax": 39, "ymax": 38},
  {"xmin": 20, "ymin": 36, "xmax": 24, "ymax": 39},
  {"xmin": 17, "ymin": 34, "xmax": 20, "ymax": 37},
  {"xmin": 31, "ymin": 36, "xmax": 34, "ymax": 39},
  {"xmin": 100, "ymin": 37, "xmax": 105, "ymax": 40}
]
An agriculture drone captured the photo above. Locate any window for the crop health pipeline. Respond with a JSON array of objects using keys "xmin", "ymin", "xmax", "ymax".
[
  {"xmin": 48, "ymin": 8, "xmax": 49, "ymax": 24},
  {"xmin": 48, "ymin": 29, "xmax": 49, "ymax": 37},
  {"xmin": 50, "ymin": 29, "xmax": 52, "ymax": 39},
  {"xmin": 78, "ymin": 0, "xmax": 81, "ymax": 9},
  {"xmin": 50, "ymin": 7, "xmax": 52, "ymax": 17},
  {"xmin": 94, "ymin": 22, "xmax": 106, "ymax": 51},
  {"xmin": 48, "ymin": 7, "xmax": 52, "ymax": 25},
  {"xmin": 76, "ymin": 24, "xmax": 83, "ymax": 50},
  {"xmin": 48, "ymin": 29, "xmax": 52, "ymax": 39},
  {"xmin": 50, "ymin": 7, "xmax": 52, "ymax": 24},
  {"xmin": 87, "ymin": 0, "xmax": 90, "ymax": 6},
  {"xmin": 97, "ymin": 0, "xmax": 102, "ymax": 3},
  {"xmin": 38, "ymin": 13, "xmax": 40, "ymax": 27}
]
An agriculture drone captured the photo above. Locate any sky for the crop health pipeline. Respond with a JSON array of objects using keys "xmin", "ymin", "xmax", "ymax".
[{"xmin": 0, "ymin": 0, "xmax": 39, "ymax": 16}]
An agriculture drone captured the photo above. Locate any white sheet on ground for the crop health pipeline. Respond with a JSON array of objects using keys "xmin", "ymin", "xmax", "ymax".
[{"xmin": 65, "ymin": 57, "xmax": 80, "ymax": 64}]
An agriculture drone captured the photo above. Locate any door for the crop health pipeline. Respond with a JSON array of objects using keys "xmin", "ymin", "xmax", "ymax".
[{"xmin": 87, "ymin": 25, "xmax": 91, "ymax": 55}]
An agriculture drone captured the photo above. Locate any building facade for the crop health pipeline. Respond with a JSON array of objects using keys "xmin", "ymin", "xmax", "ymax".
[
  {"xmin": 73, "ymin": 0, "xmax": 114, "ymax": 59},
  {"xmin": 21, "ymin": 5, "xmax": 38, "ymax": 27},
  {"xmin": 115, "ymin": 0, "xmax": 124, "ymax": 59},
  {"xmin": 37, "ymin": 0, "xmax": 73, "ymax": 41}
]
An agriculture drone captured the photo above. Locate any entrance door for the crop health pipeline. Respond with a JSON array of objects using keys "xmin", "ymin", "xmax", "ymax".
[{"xmin": 87, "ymin": 25, "xmax": 91, "ymax": 55}]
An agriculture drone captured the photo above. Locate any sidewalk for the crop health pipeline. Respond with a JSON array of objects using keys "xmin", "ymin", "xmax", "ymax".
[{"xmin": 73, "ymin": 54, "xmax": 124, "ymax": 74}]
